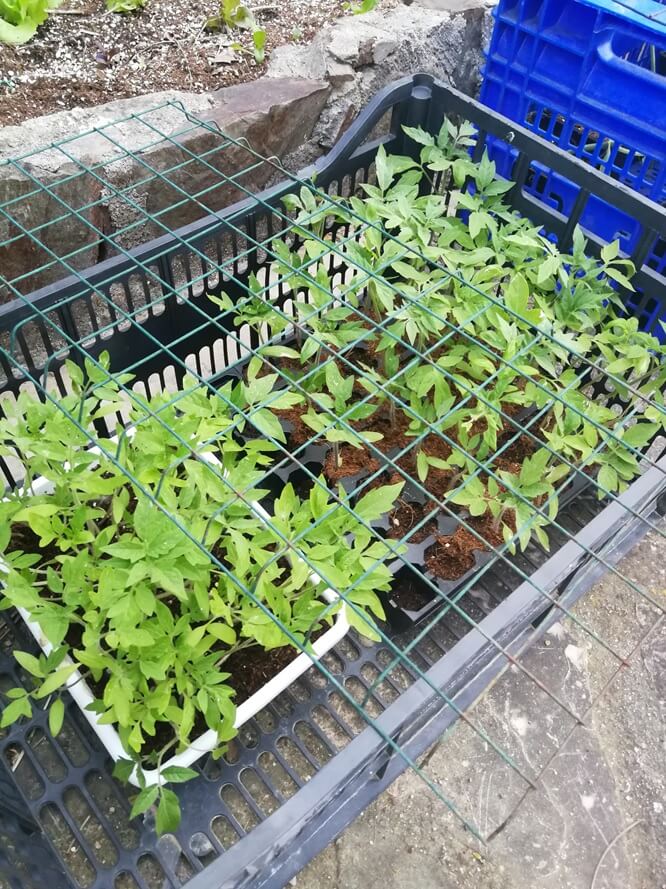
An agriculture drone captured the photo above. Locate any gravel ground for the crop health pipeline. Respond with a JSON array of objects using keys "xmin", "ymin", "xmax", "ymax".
[{"xmin": 0, "ymin": 0, "xmax": 364, "ymax": 125}]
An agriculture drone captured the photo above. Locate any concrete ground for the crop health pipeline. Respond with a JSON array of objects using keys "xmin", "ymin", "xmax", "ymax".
[{"xmin": 296, "ymin": 523, "xmax": 666, "ymax": 889}]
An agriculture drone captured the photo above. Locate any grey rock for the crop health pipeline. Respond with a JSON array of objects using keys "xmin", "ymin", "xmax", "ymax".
[
  {"xmin": 373, "ymin": 38, "xmax": 399, "ymax": 65},
  {"xmin": 326, "ymin": 59, "xmax": 356, "ymax": 88},
  {"xmin": 326, "ymin": 18, "xmax": 395, "ymax": 67},
  {"xmin": 266, "ymin": 39, "xmax": 328, "ymax": 81},
  {"xmin": 0, "ymin": 91, "xmax": 217, "ymax": 164},
  {"xmin": 0, "ymin": 160, "xmax": 104, "ymax": 304},
  {"xmin": 411, "ymin": 0, "xmax": 493, "ymax": 10},
  {"xmin": 295, "ymin": 3, "xmax": 492, "ymax": 151},
  {"xmin": 140, "ymin": 77, "xmax": 330, "ymax": 234}
]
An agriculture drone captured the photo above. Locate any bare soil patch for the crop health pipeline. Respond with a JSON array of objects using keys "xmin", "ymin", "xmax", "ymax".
[{"xmin": 0, "ymin": 0, "xmax": 348, "ymax": 125}]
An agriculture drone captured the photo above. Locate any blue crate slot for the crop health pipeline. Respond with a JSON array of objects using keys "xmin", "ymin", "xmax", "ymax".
[{"xmin": 481, "ymin": 0, "xmax": 666, "ymax": 336}]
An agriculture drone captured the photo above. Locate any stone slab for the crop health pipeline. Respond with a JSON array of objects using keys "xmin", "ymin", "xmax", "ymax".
[{"xmin": 296, "ymin": 525, "xmax": 666, "ymax": 889}]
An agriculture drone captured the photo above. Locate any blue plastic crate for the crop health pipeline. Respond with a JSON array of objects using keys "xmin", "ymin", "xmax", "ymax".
[
  {"xmin": 481, "ymin": 0, "xmax": 666, "ymax": 269},
  {"xmin": 481, "ymin": 0, "xmax": 666, "ymax": 333}
]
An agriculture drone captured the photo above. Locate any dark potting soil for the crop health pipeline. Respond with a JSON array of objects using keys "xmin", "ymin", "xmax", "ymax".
[
  {"xmin": 224, "ymin": 627, "xmax": 326, "ymax": 704},
  {"xmin": 275, "ymin": 404, "xmax": 312, "ymax": 447},
  {"xmin": 368, "ymin": 408, "xmax": 413, "ymax": 453},
  {"xmin": 468, "ymin": 514, "xmax": 511, "ymax": 550},
  {"xmin": 324, "ymin": 445, "xmax": 381, "ymax": 481},
  {"xmin": 499, "ymin": 436, "xmax": 536, "ymax": 465},
  {"xmin": 425, "ymin": 526, "xmax": 483, "ymax": 581},
  {"xmin": 9, "ymin": 524, "xmax": 60, "ymax": 565},
  {"xmin": 390, "ymin": 571, "xmax": 434, "ymax": 611},
  {"xmin": 386, "ymin": 500, "xmax": 437, "ymax": 543},
  {"xmin": 492, "ymin": 457, "xmax": 523, "ymax": 478}
]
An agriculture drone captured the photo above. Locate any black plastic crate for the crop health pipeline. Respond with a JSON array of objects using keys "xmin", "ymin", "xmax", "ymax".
[{"xmin": 0, "ymin": 74, "xmax": 665, "ymax": 889}]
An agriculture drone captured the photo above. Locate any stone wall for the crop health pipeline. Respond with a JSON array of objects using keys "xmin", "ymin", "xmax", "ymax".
[
  {"xmin": 0, "ymin": 0, "xmax": 493, "ymax": 299},
  {"xmin": 269, "ymin": 0, "xmax": 492, "ymax": 160}
]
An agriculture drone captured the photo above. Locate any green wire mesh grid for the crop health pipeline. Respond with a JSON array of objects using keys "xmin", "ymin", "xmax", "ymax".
[{"xmin": 0, "ymin": 85, "xmax": 665, "ymax": 887}]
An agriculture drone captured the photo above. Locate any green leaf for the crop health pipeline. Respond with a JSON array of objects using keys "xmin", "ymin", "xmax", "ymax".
[
  {"xmin": 468, "ymin": 496, "xmax": 488, "ymax": 517},
  {"xmin": 375, "ymin": 144, "xmax": 391, "ymax": 192},
  {"xmin": 344, "ymin": 602, "xmax": 380, "ymax": 641},
  {"xmin": 416, "ymin": 450, "xmax": 429, "ymax": 483},
  {"xmin": 622, "ymin": 423, "xmax": 658, "ymax": 448},
  {"xmin": 156, "ymin": 788, "xmax": 182, "ymax": 835},
  {"xmin": 135, "ymin": 585, "xmax": 156, "ymax": 616},
  {"xmin": 402, "ymin": 125, "xmax": 435, "ymax": 147},
  {"xmin": 48, "ymin": 698, "xmax": 65, "ymax": 737},
  {"xmin": 112, "ymin": 758, "xmax": 136, "ymax": 783},
  {"xmin": 112, "ymin": 487, "xmax": 130, "ymax": 524},
  {"xmin": 208, "ymin": 623, "xmax": 237, "ymax": 646},
  {"xmin": 534, "ymin": 525, "xmax": 550, "ymax": 551},
  {"xmin": 130, "ymin": 785, "xmax": 159, "ymax": 820},
  {"xmin": 0, "ymin": 14, "xmax": 42, "ymax": 45},
  {"xmin": 354, "ymin": 482, "xmax": 404, "ymax": 521},
  {"xmin": 103, "ymin": 542, "xmax": 145, "ymax": 563},
  {"xmin": 469, "ymin": 211, "xmax": 484, "ymax": 240},
  {"xmin": 309, "ymin": 478, "xmax": 330, "ymax": 520},
  {"xmin": 600, "ymin": 240, "xmax": 620, "ymax": 263},
  {"xmin": 604, "ymin": 266, "xmax": 635, "ymax": 291},
  {"xmin": 597, "ymin": 464, "xmax": 618, "ymax": 493},
  {"xmin": 258, "ymin": 345, "xmax": 300, "ymax": 360},
  {"xmin": 34, "ymin": 664, "xmax": 78, "ymax": 699},
  {"xmin": 251, "ymin": 409, "xmax": 286, "ymax": 442},
  {"xmin": 352, "ymin": 0, "xmax": 379, "ymax": 14},
  {"xmin": 208, "ymin": 292, "xmax": 234, "ymax": 312},
  {"xmin": 537, "ymin": 253, "xmax": 559, "ymax": 284},
  {"xmin": 252, "ymin": 27, "xmax": 266, "ymax": 63},
  {"xmin": 0, "ymin": 695, "xmax": 32, "ymax": 727},
  {"xmin": 504, "ymin": 273, "xmax": 529, "ymax": 316},
  {"xmin": 160, "ymin": 766, "xmax": 199, "ymax": 784},
  {"xmin": 13, "ymin": 651, "xmax": 44, "ymax": 678}
]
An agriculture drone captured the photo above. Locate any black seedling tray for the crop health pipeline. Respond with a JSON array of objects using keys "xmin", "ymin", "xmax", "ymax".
[{"xmin": 1, "ymin": 74, "xmax": 666, "ymax": 889}]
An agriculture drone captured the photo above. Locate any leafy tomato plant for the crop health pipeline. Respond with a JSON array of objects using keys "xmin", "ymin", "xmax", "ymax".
[
  {"xmin": 208, "ymin": 116, "xmax": 665, "ymax": 559},
  {"xmin": 0, "ymin": 352, "xmax": 401, "ymax": 832}
]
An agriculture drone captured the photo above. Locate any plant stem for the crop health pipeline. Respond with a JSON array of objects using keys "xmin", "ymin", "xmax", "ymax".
[
  {"xmin": 333, "ymin": 440, "xmax": 341, "ymax": 469},
  {"xmin": 215, "ymin": 638, "xmax": 255, "ymax": 669},
  {"xmin": 388, "ymin": 392, "xmax": 397, "ymax": 427}
]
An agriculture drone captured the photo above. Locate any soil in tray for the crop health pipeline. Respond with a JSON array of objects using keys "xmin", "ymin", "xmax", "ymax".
[
  {"xmin": 390, "ymin": 567, "xmax": 434, "ymax": 612},
  {"xmin": 386, "ymin": 499, "xmax": 437, "ymax": 543},
  {"xmin": 320, "ymin": 407, "xmax": 414, "ymax": 482},
  {"xmin": 423, "ymin": 515, "xmax": 513, "ymax": 583},
  {"xmin": 324, "ymin": 445, "xmax": 381, "ymax": 481},
  {"xmin": 275, "ymin": 405, "xmax": 312, "ymax": 447},
  {"xmin": 425, "ymin": 526, "xmax": 483, "ymax": 581},
  {"xmin": 368, "ymin": 408, "xmax": 413, "ymax": 454},
  {"xmin": 223, "ymin": 629, "xmax": 325, "ymax": 704}
]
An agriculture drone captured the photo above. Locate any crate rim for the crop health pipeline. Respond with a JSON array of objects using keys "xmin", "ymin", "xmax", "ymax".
[{"xmin": 492, "ymin": 0, "xmax": 666, "ymax": 36}]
